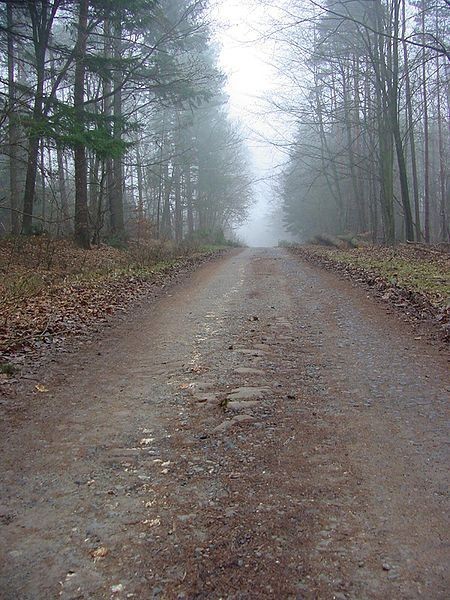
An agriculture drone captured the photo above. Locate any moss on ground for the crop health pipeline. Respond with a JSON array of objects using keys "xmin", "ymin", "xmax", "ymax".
[{"xmin": 328, "ymin": 248, "xmax": 449, "ymax": 308}]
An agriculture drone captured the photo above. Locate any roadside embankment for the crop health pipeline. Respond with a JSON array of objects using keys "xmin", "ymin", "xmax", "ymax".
[
  {"xmin": 288, "ymin": 243, "xmax": 449, "ymax": 344},
  {"xmin": 0, "ymin": 237, "xmax": 228, "ymax": 367}
]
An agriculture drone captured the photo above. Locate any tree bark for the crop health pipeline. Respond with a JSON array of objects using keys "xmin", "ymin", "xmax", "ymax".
[
  {"xmin": 391, "ymin": 0, "xmax": 414, "ymax": 241},
  {"xmin": 22, "ymin": 1, "xmax": 60, "ymax": 235},
  {"xmin": 174, "ymin": 164, "xmax": 182, "ymax": 243},
  {"xmin": 73, "ymin": 0, "xmax": 90, "ymax": 248},
  {"xmin": 436, "ymin": 53, "xmax": 448, "ymax": 241},
  {"xmin": 135, "ymin": 144, "xmax": 145, "ymax": 240},
  {"xmin": 110, "ymin": 22, "xmax": 125, "ymax": 238},
  {"xmin": 185, "ymin": 164, "xmax": 194, "ymax": 236},
  {"xmin": 7, "ymin": 2, "xmax": 20, "ymax": 234},
  {"xmin": 402, "ymin": 0, "xmax": 421, "ymax": 241},
  {"xmin": 422, "ymin": 0, "xmax": 430, "ymax": 242},
  {"xmin": 56, "ymin": 146, "xmax": 70, "ymax": 234}
]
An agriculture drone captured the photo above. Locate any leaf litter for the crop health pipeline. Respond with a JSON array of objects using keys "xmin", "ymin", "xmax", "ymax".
[{"xmin": 0, "ymin": 237, "xmax": 224, "ymax": 365}]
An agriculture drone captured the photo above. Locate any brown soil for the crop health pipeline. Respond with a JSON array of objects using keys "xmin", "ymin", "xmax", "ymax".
[{"xmin": 0, "ymin": 248, "xmax": 448, "ymax": 599}]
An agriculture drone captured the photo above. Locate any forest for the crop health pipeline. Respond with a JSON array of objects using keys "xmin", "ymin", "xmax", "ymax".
[
  {"xmin": 275, "ymin": 0, "xmax": 449, "ymax": 244},
  {"xmin": 1, "ymin": 3, "xmax": 449, "ymax": 598},
  {"xmin": 0, "ymin": 0, "xmax": 251, "ymax": 247}
]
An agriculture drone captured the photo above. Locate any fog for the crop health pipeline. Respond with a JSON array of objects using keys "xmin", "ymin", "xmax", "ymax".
[{"xmin": 214, "ymin": 0, "xmax": 288, "ymax": 247}]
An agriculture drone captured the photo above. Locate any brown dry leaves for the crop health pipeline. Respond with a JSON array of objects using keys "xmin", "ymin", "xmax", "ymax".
[{"xmin": 0, "ymin": 237, "xmax": 215, "ymax": 359}]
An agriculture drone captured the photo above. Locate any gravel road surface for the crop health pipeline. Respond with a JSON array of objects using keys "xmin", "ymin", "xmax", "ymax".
[{"xmin": 1, "ymin": 248, "xmax": 448, "ymax": 599}]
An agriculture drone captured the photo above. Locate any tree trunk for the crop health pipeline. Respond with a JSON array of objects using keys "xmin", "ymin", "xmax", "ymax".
[
  {"xmin": 185, "ymin": 165, "xmax": 194, "ymax": 236},
  {"xmin": 402, "ymin": 0, "xmax": 421, "ymax": 241},
  {"xmin": 136, "ymin": 144, "xmax": 145, "ymax": 240},
  {"xmin": 22, "ymin": 3, "xmax": 55, "ymax": 235},
  {"xmin": 110, "ymin": 23, "xmax": 125, "ymax": 238},
  {"xmin": 22, "ymin": 86, "xmax": 44, "ymax": 234},
  {"xmin": 373, "ymin": 4, "xmax": 395, "ymax": 243},
  {"xmin": 73, "ymin": 0, "xmax": 90, "ymax": 248},
  {"xmin": 391, "ymin": 0, "xmax": 414, "ymax": 241},
  {"xmin": 161, "ymin": 163, "xmax": 172, "ymax": 239},
  {"xmin": 56, "ymin": 146, "xmax": 70, "ymax": 234},
  {"xmin": 422, "ymin": 1, "xmax": 430, "ymax": 242},
  {"xmin": 342, "ymin": 63, "xmax": 366, "ymax": 232},
  {"xmin": 174, "ymin": 164, "xmax": 182, "ymax": 243},
  {"xmin": 313, "ymin": 71, "xmax": 344, "ymax": 230},
  {"xmin": 40, "ymin": 141, "xmax": 46, "ymax": 225},
  {"xmin": 102, "ymin": 18, "xmax": 114, "ymax": 238},
  {"xmin": 7, "ymin": 2, "xmax": 20, "ymax": 235},
  {"xmin": 436, "ymin": 54, "xmax": 448, "ymax": 241}
]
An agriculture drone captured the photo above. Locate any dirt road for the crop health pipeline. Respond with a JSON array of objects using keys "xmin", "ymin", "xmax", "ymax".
[{"xmin": 1, "ymin": 248, "xmax": 448, "ymax": 599}]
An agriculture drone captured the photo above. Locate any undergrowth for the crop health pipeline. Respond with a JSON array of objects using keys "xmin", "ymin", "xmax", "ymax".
[{"xmin": 0, "ymin": 236, "xmax": 226, "ymax": 356}]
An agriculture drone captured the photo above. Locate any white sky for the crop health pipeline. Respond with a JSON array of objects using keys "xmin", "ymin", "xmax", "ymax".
[{"xmin": 213, "ymin": 0, "xmax": 289, "ymax": 246}]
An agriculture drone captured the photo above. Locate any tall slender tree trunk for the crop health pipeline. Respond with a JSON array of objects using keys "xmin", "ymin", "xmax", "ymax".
[
  {"xmin": 402, "ymin": 0, "xmax": 421, "ymax": 240},
  {"xmin": 7, "ymin": 3, "xmax": 20, "ymax": 234},
  {"xmin": 40, "ymin": 141, "xmax": 46, "ymax": 224},
  {"xmin": 73, "ymin": 0, "xmax": 90, "ymax": 248},
  {"xmin": 156, "ymin": 116, "xmax": 166, "ymax": 239},
  {"xmin": 161, "ymin": 162, "xmax": 172, "ymax": 239},
  {"xmin": 390, "ymin": 0, "xmax": 414, "ymax": 241},
  {"xmin": 422, "ymin": 1, "xmax": 430, "ymax": 242},
  {"xmin": 173, "ymin": 164, "xmax": 182, "ymax": 243},
  {"xmin": 102, "ymin": 18, "xmax": 113, "ymax": 239},
  {"xmin": 313, "ymin": 71, "xmax": 344, "ymax": 230},
  {"xmin": 21, "ymin": 2, "xmax": 57, "ymax": 235},
  {"xmin": 110, "ymin": 23, "xmax": 125, "ymax": 237},
  {"xmin": 185, "ymin": 165, "xmax": 194, "ymax": 236},
  {"xmin": 436, "ymin": 54, "xmax": 448, "ymax": 241},
  {"xmin": 22, "ymin": 47, "xmax": 46, "ymax": 235},
  {"xmin": 342, "ymin": 64, "xmax": 366, "ymax": 232},
  {"xmin": 56, "ymin": 146, "xmax": 70, "ymax": 233},
  {"xmin": 353, "ymin": 57, "xmax": 366, "ymax": 229},
  {"xmin": 135, "ymin": 144, "xmax": 145, "ymax": 239},
  {"xmin": 373, "ymin": 4, "xmax": 395, "ymax": 243}
]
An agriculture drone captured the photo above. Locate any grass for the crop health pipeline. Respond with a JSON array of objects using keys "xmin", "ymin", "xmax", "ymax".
[
  {"xmin": 328, "ymin": 248, "xmax": 449, "ymax": 308},
  {"xmin": 0, "ymin": 362, "xmax": 16, "ymax": 375},
  {"xmin": 289, "ymin": 243, "xmax": 450, "ymax": 322}
]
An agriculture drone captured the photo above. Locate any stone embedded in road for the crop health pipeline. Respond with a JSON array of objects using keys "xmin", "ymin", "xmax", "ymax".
[
  {"xmin": 233, "ymin": 414, "xmax": 256, "ymax": 423},
  {"xmin": 227, "ymin": 400, "xmax": 260, "ymax": 411},
  {"xmin": 253, "ymin": 344, "xmax": 270, "ymax": 351},
  {"xmin": 187, "ymin": 381, "xmax": 213, "ymax": 392},
  {"xmin": 193, "ymin": 392, "xmax": 217, "ymax": 403},
  {"xmin": 211, "ymin": 414, "xmax": 255, "ymax": 434},
  {"xmin": 227, "ymin": 386, "xmax": 271, "ymax": 400},
  {"xmin": 234, "ymin": 367, "xmax": 266, "ymax": 376}
]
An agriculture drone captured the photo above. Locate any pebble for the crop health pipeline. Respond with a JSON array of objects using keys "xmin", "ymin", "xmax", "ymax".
[
  {"xmin": 234, "ymin": 367, "xmax": 266, "ymax": 376},
  {"xmin": 227, "ymin": 386, "xmax": 270, "ymax": 400},
  {"xmin": 212, "ymin": 414, "xmax": 255, "ymax": 433},
  {"xmin": 227, "ymin": 400, "xmax": 260, "ymax": 411}
]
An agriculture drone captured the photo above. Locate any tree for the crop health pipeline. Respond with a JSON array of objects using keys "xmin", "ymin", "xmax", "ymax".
[
  {"xmin": 0, "ymin": 0, "xmax": 252, "ymax": 243},
  {"xmin": 74, "ymin": 0, "xmax": 90, "ymax": 248},
  {"xmin": 271, "ymin": 0, "xmax": 448, "ymax": 243},
  {"xmin": 21, "ymin": 0, "xmax": 62, "ymax": 235},
  {"xmin": 6, "ymin": 1, "xmax": 20, "ymax": 234}
]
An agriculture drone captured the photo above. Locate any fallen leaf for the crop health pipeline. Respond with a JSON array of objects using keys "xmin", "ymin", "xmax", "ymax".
[
  {"xmin": 35, "ymin": 383, "xmax": 49, "ymax": 393},
  {"xmin": 90, "ymin": 546, "xmax": 108, "ymax": 560}
]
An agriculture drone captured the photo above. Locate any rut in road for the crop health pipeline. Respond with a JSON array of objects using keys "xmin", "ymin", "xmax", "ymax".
[{"xmin": 1, "ymin": 248, "xmax": 448, "ymax": 599}]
